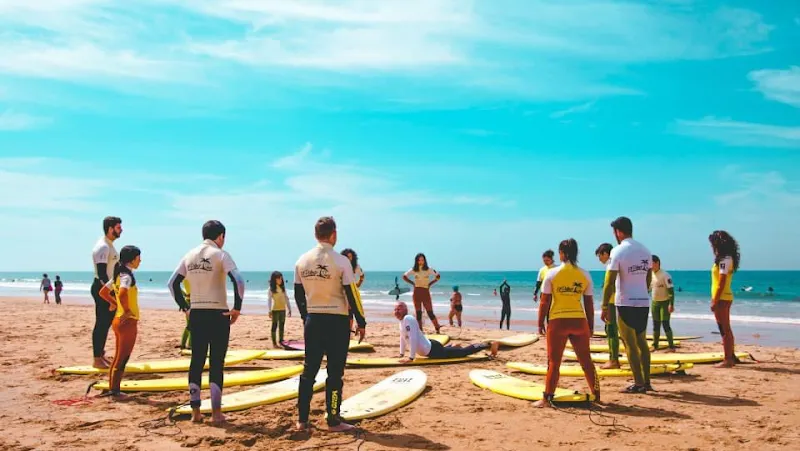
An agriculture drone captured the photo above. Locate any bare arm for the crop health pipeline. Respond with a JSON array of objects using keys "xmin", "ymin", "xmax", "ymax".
[{"xmin": 583, "ymin": 295, "xmax": 594, "ymax": 332}]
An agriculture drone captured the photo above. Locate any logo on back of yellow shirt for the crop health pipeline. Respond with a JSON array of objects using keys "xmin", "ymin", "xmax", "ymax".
[{"xmin": 557, "ymin": 282, "xmax": 583, "ymax": 294}]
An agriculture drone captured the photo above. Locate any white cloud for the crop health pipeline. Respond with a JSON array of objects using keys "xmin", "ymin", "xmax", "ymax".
[
  {"xmin": 550, "ymin": 101, "xmax": 595, "ymax": 119},
  {"xmin": 272, "ymin": 142, "xmax": 314, "ymax": 169},
  {"xmin": 674, "ymin": 117, "xmax": 800, "ymax": 148},
  {"xmin": 0, "ymin": 110, "xmax": 51, "ymax": 130},
  {"xmin": 748, "ymin": 66, "xmax": 800, "ymax": 108}
]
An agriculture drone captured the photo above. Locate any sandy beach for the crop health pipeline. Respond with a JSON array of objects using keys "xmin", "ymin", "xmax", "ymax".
[{"xmin": 1, "ymin": 296, "xmax": 799, "ymax": 451}]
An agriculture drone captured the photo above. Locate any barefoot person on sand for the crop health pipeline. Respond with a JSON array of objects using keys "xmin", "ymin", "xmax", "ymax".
[
  {"xmin": 498, "ymin": 279, "xmax": 511, "ymax": 330},
  {"xmin": 98, "ymin": 245, "xmax": 142, "ymax": 400},
  {"xmin": 534, "ymin": 239, "xmax": 599, "ymax": 408},
  {"xmin": 595, "ymin": 243, "xmax": 620, "ymax": 369},
  {"xmin": 650, "ymin": 255, "xmax": 677, "ymax": 352},
  {"xmin": 709, "ymin": 230, "xmax": 740, "ymax": 368},
  {"xmin": 403, "ymin": 253, "xmax": 442, "ymax": 334},
  {"xmin": 394, "ymin": 301, "xmax": 499, "ymax": 361},
  {"xmin": 40, "ymin": 274, "xmax": 52, "ymax": 304},
  {"xmin": 90, "ymin": 216, "xmax": 122, "ymax": 369},
  {"xmin": 449, "ymin": 285, "xmax": 463, "ymax": 328},
  {"xmin": 293, "ymin": 217, "xmax": 367, "ymax": 433},
  {"xmin": 54, "ymin": 276, "xmax": 63, "ymax": 305},
  {"xmin": 168, "ymin": 220, "xmax": 246, "ymax": 425},
  {"xmin": 602, "ymin": 217, "xmax": 654, "ymax": 394},
  {"xmin": 341, "ymin": 248, "xmax": 363, "ymax": 332},
  {"xmin": 267, "ymin": 271, "xmax": 291, "ymax": 348},
  {"xmin": 533, "ymin": 250, "xmax": 557, "ymax": 303}
]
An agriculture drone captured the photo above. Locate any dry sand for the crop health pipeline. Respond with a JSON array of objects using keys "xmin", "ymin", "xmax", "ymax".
[{"xmin": 1, "ymin": 297, "xmax": 799, "ymax": 451}]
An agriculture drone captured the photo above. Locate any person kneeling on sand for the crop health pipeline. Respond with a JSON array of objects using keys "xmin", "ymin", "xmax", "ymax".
[{"xmin": 394, "ymin": 301, "xmax": 499, "ymax": 362}]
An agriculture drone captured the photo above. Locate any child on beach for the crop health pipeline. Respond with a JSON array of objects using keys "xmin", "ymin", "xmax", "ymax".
[
  {"xmin": 449, "ymin": 285, "xmax": 463, "ymax": 327},
  {"xmin": 40, "ymin": 274, "xmax": 52, "ymax": 304},
  {"xmin": 54, "ymin": 276, "xmax": 63, "ymax": 305},
  {"xmin": 268, "ymin": 271, "xmax": 292, "ymax": 348}
]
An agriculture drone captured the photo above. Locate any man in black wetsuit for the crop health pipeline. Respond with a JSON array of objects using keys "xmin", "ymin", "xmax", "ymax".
[{"xmin": 499, "ymin": 279, "xmax": 512, "ymax": 330}]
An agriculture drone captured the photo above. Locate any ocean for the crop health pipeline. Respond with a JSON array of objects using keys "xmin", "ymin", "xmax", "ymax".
[{"xmin": 3, "ymin": 270, "xmax": 799, "ymax": 347}]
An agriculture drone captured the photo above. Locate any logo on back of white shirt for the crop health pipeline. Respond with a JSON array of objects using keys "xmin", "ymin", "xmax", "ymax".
[
  {"xmin": 302, "ymin": 263, "xmax": 332, "ymax": 279},
  {"xmin": 187, "ymin": 257, "xmax": 213, "ymax": 272},
  {"xmin": 628, "ymin": 259, "xmax": 650, "ymax": 274}
]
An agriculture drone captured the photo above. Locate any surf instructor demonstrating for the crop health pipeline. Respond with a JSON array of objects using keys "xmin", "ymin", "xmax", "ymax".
[
  {"xmin": 402, "ymin": 253, "xmax": 442, "ymax": 334},
  {"xmin": 294, "ymin": 217, "xmax": 367, "ymax": 433},
  {"xmin": 601, "ymin": 216, "xmax": 653, "ymax": 394},
  {"xmin": 90, "ymin": 216, "xmax": 122, "ymax": 369},
  {"xmin": 168, "ymin": 220, "xmax": 245, "ymax": 425}
]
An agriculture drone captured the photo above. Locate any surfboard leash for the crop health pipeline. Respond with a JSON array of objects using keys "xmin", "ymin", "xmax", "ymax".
[
  {"xmin": 547, "ymin": 396, "xmax": 633, "ymax": 433},
  {"xmin": 293, "ymin": 425, "xmax": 366, "ymax": 451},
  {"xmin": 50, "ymin": 382, "xmax": 100, "ymax": 407},
  {"xmin": 137, "ymin": 408, "xmax": 182, "ymax": 437}
]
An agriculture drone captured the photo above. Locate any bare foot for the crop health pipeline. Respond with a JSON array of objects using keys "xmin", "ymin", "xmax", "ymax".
[
  {"xmin": 532, "ymin": 399, "xmax": 551, "ymax": 409},
  {"xmin": 489, "ymin": 341, "xmax": 500, "ymax": 357},
  {"xmin": 211, "ymin": 414, "xmax": 227, "ymax": 426},
  {"xmin": 666, "ymin": 347, "xmax": 677, "ymax": 353},
  {"xmin": 191, "ymin": 408, "xmax": 203, "ymax": 423},
  {"xmin": 110, "ymin": 392, "xmax": 130, "ymax": 401},
  {"xmin": 714, "ymin": 361, "xmax": 735, "ymax": 368},
  {"xmin": 295, "ymin": 421, "xmax": 311, "ymax": 433},
  {"xmin": 93, "ymin": 358, "xmax": 110, "ymax": 369},
  {"xmin": 600, "ymin": 360, "xmax": 620, "ymax": 370},
  {"xmin": 328, "ymin": 421, "xmax": 356, "ymax": 432}
]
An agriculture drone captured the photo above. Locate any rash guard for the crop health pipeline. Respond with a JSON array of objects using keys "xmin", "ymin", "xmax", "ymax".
[{"xmin": 398, "ymin": 314, "xmax": 431, "ymax": 359}]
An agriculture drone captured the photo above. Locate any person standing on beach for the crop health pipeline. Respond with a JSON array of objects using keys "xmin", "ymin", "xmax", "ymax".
[
  {"xmin": 650, "ymin": 255, "xmax": 676, "ymax": 352},
  {"xmin": 267, "ymin": 271, "xmax": 292, "ymax": 348},
  {"xmin": 403, "ymin": 253, "xmax": 442, "ymax": 334},
  {"xmin": 341, "ymin": 248, "xmax": 363, "ymax": 332},
  {"xmin": 90, "ymin": 216, "xmax": 122, "ymax": 369},
  {"xmin": 54, "ymin": 275, "xmax": 63, "ymax": 305},
  {"xmin": 40, "ymin": 273, "xmax": 52, "ymax": 304},
  {"xmin": 168, "ymin": 220, "xmax": 246, "ymax": 425},
  {"xmin": 595, "ymin": 243, "xmax": 620, "ymax": 369},
  {"xmin": 533, "ymin": 250, "xmax": 557, "ymax": 303},
  {"xmin": 98, "ymin": 245, "xmax": 142, "ymax": 399},
  {"xmin": 534, "ymin": 239, "xmax": 599, "ymax": 407},
  {"xmin": 709, "ymin": 230, "xmax": 740, "ymax": 368},
  {"xmin": 499, "ymin": 279, "xmax": 512, "ymax": 330},
  {"xmin": 179, "ymin": 279, "xmax": 192, "ymax": 350},
  {"xmin": 449, "ymin": 285, "xmax": 463, "ymax": 327},
  {"xmin": 293, "ymin": 217, "xmax": 367, "ymax": 433},
  {"xmin": 601, "ymin": 216, "xmax": 653, "ymax": 394}
]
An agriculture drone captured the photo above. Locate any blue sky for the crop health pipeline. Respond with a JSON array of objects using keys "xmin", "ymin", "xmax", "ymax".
[{"xmin": 1, "ymin": 0, "xmax": 799, "ymax": 271}]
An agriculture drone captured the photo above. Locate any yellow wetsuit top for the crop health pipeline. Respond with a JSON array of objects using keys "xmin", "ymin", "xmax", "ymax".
[
  {"xmin": 711, "ymin": 256, "xmax": 734, "ymax": 302},
  {"xmin": 542, "ymin": 263, "xmax": 594, "ymax": 320},
  {"xmin": 112, "ymin": 272, "xmax": 139, "ymax": 320},
  {"xmin": 182, "ymin": 279, "xmax": 191, "ymax": 304}
]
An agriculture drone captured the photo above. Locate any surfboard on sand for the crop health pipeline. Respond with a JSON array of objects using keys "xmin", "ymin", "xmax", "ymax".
[
  {"xmin": 281, "ymin": 340, "xmax": 375, "ymax": 352},
  {"xmin": 494, "ymin": 333, "xmax": 539, "ymax": 348},
  {"xmin": 93, "ymin": 365, "xmax": 304, "ymax": 392},
  {"xmin": 56, "ymin": 350, "xmax": 265, "ymax": 375},
  {"xmin": 347, "ymin": 354, "xmax": 488, "ymax": 367},
  {"xmin": 506, "ymin": 362, "xmax": 694, "ymax": 378},
  {"xmin": 180, "ymin": 348, "xmax": 307, "ymax": 360},
  {"xmin": 469, "ymin": 369, "xmax": 594, "ymax": 402},
  {"xmin": 563, "ymin": 350, "xmax": 751, "ymax": 365},
  {"xmin": 338, "ymin": 369, "xmax": 427, "ymax": 421},
  {"xmin": 173, "ymin": 369, "xmax": 327, "ymax": 415},
  {"xmin": 593, "ymin": 331, "xmax": 702, "ymax": 341},
  {"xmin": 567, "ymin": 341, "xmax": 682, "ymax": 352}
]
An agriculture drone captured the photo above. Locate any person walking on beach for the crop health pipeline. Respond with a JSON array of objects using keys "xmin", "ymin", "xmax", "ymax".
[
  {"xmin": 403, "ymin": 253, "xmax": 443, "ymax": 334},
  {"xmin": 448, "ymin": 285, "xmax": 463, "ymax": 327},
  {"xmin": 293, "ymin": 217, "xmax": 367, "ymax": 433},
  {"xmin": 341, "ymin": 248, "xmax": 363, "ymax": 332},
  {"xmin": 499, "ymin": 279, "xmax": 512, "ymax": 330},
  {"xmin": 709, "ymin": 230, "xmax": 740, "ymax": 368},
  {"xmin": 535, "ymin": 239, "xmax": 599, "ymax": 407},
  {"xmin": 54, "ymin": 275, "xmax": 63, "ymax": 305},
  {"xmin": 168, "ymin": 220, "xmax": 246, "ymax": 425},
  {"xmin": 90, "ymin": 216, "xmax": 122, "ymax": 369},
  {"xmin": 601, "ymin": 217, "xmax": 653, "ymax": 394},
  {"xmin": 267, "ymin": 271, "xmax": 292, "ymax": 348},
  {"xmin": 533, "ymin": 250, "xmax": 557, "ymax": 303},
  {"xmin": 40, "ymin": 273, "xmax": 52, "ymax": 304},
  {"xmin": 595, "ymin": 243, "xmax": 620, "ymax": 369},
  {"xmin": 650, "ymin": 255, "xmax": 676, "ymax": 352},
  {"xmin": 98, "ymin": 245, "xmax": 142, "ymax": 399}
]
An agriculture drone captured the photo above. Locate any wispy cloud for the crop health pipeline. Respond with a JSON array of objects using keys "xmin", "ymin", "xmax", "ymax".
[
  {"xmin": 272, "ymin": 142, "xmax": 314, "ymax": 169},
  {"xmin": 674, "ymin": 117, "xmax": 800, "ymax": 149},
  {"xmin": 715, "ymin": 165, "xmax": 800, "ymax": 210},
  {"xmin": 0, "ymin": 110, "xmax": 51, "ymax": 131},
  {"xmin": 550, "ymin": 101, "xmax": 595, "ymax": 119},
  {"xmin": 748, "ymin": 66, "xmax": 800, "ymax": 108}
]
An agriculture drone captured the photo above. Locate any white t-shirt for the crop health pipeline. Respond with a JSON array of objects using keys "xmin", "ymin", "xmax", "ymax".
[
  {"xmin": 92, "ymin": 236, "xmax": 119, "ymax": 281},
  {"xmin": 169, "ymin": 239, "xmax": 242, "ymax": 310},
  {"xmin": 607, "ymin": 238, "xmax": 652, "ymax": 307},
  {"xmin": 398, "ymin": 314, "xmax": 432, "ymax": 359},
  {"xmin": 354, "ymin": 265, "xmax": 364, "ymax": 284},
  {"xmin": 404, "ymin": 268, "xmax": 439, "ymax": 288},
  {"xmin": 651, "ymin": 270, "xmax": 674, "ymax": 302},
  {"xmin": 294, "ymin": 243, "xmax": 355, "ymax": 316}
]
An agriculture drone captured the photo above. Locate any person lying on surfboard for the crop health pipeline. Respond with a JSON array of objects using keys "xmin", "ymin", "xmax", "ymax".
[{"xmin": 393, "ymin": 301, "xmax": 499, "ymax": 362}]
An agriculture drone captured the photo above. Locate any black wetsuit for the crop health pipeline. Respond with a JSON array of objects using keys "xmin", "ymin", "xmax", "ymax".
[
  {"xmin": 428, "ymin": 340, "xmax": 489, "ymax": 359},
  {"xmin": 499, "ymin": 282, "xmax": 511, "ymax": 330}
]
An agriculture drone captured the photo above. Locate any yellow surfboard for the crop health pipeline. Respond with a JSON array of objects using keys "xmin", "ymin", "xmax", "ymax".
[
  {"xmin": 93, "ymin": 365, "xmax": 303, "ymax": 392},
  {"xmin": 338, "ymin": 369, "xmax": 427, "ymax": 421},
  {"xmin": 593, "ymin": 331, "xmax": 701, "ymax": 340},
  {"xmin": 55, "ymin": 350, "xmax": 266, "ymax": 375},
  {"xmin": 427, "ymin": 334, "xmax": 450, "ymax": 345},
  {"xmin": 495, "ymin": 333, "xmax": 539, "ymax": 347},
  {"xmin": 567, "ymin": 341, "xmax": 681, "ymax": 352},
  {"xmin": 506, "ymin": 361, "xmax": 694, "ymax": 378},
  {"xmin": 469, "ymin": 369, "xmax": 594, "ymax": 402},
  {"xmin": 173, "ymin": 369, "xmax": 327, "ymax": 415},
  {"xmin": 563, "ymin": 350, "xmax": 750, "ymax": 365},
  {"xmin": 347, "ymin": 354, "xmax": 488, "ymax": 367},
  {"xmin": 180, "ymin": 348, "xmax": 307, "ymax": 360}
]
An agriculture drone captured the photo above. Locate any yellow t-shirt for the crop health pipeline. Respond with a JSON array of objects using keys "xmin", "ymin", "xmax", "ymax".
[
  {"xmin": 537, "ymin": 264, "xmax": 555, "ymax": 283},
  {"xmin": 111, "ymin": 272, "xmax": 139, "ymax": 320},
  {"xmin": 270, "ymin": 288, "xmax": 288, "ymax": 311},
  {"xmin": 542, "ymin": 263, "xmax": 594, "ymax": 320},
  {"xmin": 712, "ymin": 256, "xmax": 734, "ymax": 302}
]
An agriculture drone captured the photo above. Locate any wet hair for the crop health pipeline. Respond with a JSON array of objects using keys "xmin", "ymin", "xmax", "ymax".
[
  {"xmin": 315, "ymin": 216, "xmax": 336, "ymax": 240},
  {"xmin": 269, "ymin": 271, "xmax": 285, "ymax": 293},
  {"xmin": 113, "ymin": 245, "xmax": 141, "ymax": 286},
  {"xmin": 559, "ymin": 239, "xmax": 579, "ymax": 266},
  {"xmin": 43, "ymin": 273, "xmax": 48, "ymax": 278},
  {"xmin": 103, "ymin": 216, "xmax": 122, "ymax": 234},
  {"xmin": 595, "ymin": 243, "xmax": 613, "ymax": 256},
  {"xmin": 341, "ymin": 248, "xmax": 358, "ymax": 272},
  {"xmin": 611, "ymin": 216, "xmax": 633, "ymax": 236},
  {"xmin": 542, "ymin": 250, "xmax": 554, "ymax": 259},
  {"xmin": 709, "ymin": 230, "xmax": 740, "ymax": 272},
  {"xmin": 413, "ymin": 253, "xmax": 429, "ymax": 271},
  {"xmin": 652, "ymin": 255, "xmax": 661, "ymax": 264},
  {"xmin": 56, "ymin": 275, "xmax": 60, "ymax": 280},
  {"xmin": 202, "ymin": 220, "xmax": 226, "ymax": 241}
]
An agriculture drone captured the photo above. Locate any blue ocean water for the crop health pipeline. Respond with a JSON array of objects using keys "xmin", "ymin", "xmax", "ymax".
[{"xmin": 3, "ymin": 270, "xmax": 799, "ymax": 346}]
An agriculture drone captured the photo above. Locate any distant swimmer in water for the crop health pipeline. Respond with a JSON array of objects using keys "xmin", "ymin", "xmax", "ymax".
[
  {"xmin": 741, "ymin": 286, "xmax": 753, "ymax": 292},
  {"xmin": 677, "ymin": 287, "xmax": 683, "ymax": 292},
  {"xmin": 709, "ymin": 230, "xmax": 740, "ymax": 369},
  {"xmin": 767, "ymin": 287, "xmax": 775, "ymax": 296}
]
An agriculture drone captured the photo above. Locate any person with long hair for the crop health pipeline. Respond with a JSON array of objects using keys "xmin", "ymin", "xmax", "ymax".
[
  {"xmin": 535, "ymin": 239, "xmax": 599, "ymax": 407},
  {"xmin": 268, "ymin": 271, "xmax": 292, "ymax": 348},
  {"xmin": 40, "ymin": 273, "xmax": 52, "ymax": 304},
  {"xmin": 402, "ymin": 253, "xmax": 442, "ymax": 334},
  {"xmin": 709, "ymin": 230, "xmax": 740, "ymax": 368},
  {"xmin": 98, "ymin": 245, "xmax": 142, "ymax": 399},
  {"xmin": 341, "ymin": 248, "xmax": 363, "ymax": 331}
]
